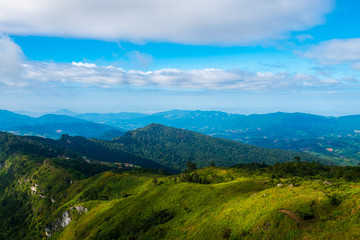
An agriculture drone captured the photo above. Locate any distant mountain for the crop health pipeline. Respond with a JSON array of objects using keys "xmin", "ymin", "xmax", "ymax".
[
  {"xmin": 77, "ymin": 110, "xmax": 360, "ymax": 138},
  {"xmin": 74, "ymin": 110, "xmax": 360, "ymax": 165},
  {"xmin": 112, "ymin": 123, "xmax": 329, "ymax": 171},
  {"xmin": 49, "ymin": 109, "xmax": 79, "ymax": 116},
  {"xmin": 36, "ymin": 114, "xmax": 86, "ymax": 124},
  {"xmin": 0, "ymin": 109, "xmax": 34, "ymax": 128},
  {"xmin": 76, "ymin": 112, "xmax": 148, "ymax": 123},
  {"xmin": 3, "ymin": 109, "xmax": 360, "ymax": 165},
  {"xmin": 0, "ymin": 110, "xmax": 123, "ymax": 139}
]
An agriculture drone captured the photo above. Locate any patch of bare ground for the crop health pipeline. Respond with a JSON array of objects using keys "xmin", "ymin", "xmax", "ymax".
[{"xmin": 278, "ymin": 209, "xmax": 318, "ymax": 230}]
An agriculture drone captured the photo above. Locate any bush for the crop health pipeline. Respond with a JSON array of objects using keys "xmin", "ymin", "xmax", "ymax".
[
  {"xmin": 222, "ymin": 228, "xmax": 231, "ymax": 239},
  {"xmin": 329, "ymin": 193, "xmax": 343, "ymax": 206}
]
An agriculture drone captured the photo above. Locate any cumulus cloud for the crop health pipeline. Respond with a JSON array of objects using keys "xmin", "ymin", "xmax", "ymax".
[
  {"xmin": 0, "ymin": 35, "xmax": 25, "ymax": 86},
  {"xmin": 301, "ymin": 38, "xmax": 360, "ymax": 69},
  {"xmin": 0, "ymin": 0, "xmax": 333, "ymax": 45},
  {"xmin": 71, "ymin": 62, "xmax": 97, "ymax": 68}
]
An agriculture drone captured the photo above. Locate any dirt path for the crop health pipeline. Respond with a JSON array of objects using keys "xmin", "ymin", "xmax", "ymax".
[{"xmin": 278, "ymin": 209, "xmax": 303, "ymax": 223}]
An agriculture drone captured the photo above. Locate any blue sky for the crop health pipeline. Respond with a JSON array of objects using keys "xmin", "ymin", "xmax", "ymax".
[{"xmin": 1, "ymin": 0, "xmax": 360, "ymax": 115}]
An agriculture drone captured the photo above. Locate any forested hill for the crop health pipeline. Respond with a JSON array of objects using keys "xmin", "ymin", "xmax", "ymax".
[
  {"xmin": 113, "ymin": 123, "xmax": 329, "ymax": 171},
  {"xmin": 1, "ymin": 122, "xmax": 331, "ymax": 173},
  {"xmin": 0, "ymin": 131, "xmax": 170, "ymax": 172}
]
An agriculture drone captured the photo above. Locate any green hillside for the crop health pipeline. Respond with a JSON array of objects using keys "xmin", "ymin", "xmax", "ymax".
[
  {"xmin": 2, "ymin": 129, "xmax": 360, "ymax": 239},
  {"xmin": 0, "ymin": 153, "xmax": 114, "ymax": 239},
  {"xmin": 55, "ymin": 168, "xmax": 360, "ymax": 240},
  {"xmin": 3, "ymin": 162, "xmax": 359, "ymax": 240},
  {"xmin": 1, "ymin": 130, "xmax": 360, "ymax": 239}
]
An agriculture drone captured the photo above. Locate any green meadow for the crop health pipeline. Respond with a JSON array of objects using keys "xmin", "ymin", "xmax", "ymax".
[{"xmin": 51, "ymin": 167, "xmax": 360, "ymax": 240}]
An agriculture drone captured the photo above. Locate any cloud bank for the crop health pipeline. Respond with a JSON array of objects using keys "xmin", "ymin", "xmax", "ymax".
[
  {"xmin": 23, "ymin": 62, "xmax": 341, "ymax": 90},
  {"xmin": 0, "ymin": 36, "xmax": 348, "ymax": 91},
  {"xmin": 0, "ymin": 0, "xmax": 333, "ymax": 45}
]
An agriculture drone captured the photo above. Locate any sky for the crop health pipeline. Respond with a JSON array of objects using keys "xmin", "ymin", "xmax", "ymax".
[{"xmin": 1, "ymin": 0, "xmax": 360, "ymax": 115}]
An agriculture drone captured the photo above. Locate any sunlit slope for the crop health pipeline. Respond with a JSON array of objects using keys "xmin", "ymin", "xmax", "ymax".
[{"xmin": 54, "ymin": 168, "xmax": 360, "ymax": 240}]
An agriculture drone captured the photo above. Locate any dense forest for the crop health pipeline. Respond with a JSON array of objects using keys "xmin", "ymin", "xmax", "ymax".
[{"xmin": 111, "ymin": 123, "xmax": 330, "ymax": 171}]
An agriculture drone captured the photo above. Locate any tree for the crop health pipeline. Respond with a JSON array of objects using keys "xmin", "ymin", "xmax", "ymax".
[
  {"xmin": 152, "ymin": 176, "xmax": 158, "ymax": 185},
  {"xmin": 186, "ymin": 161, "xmax": 197, "ymax": 172}
]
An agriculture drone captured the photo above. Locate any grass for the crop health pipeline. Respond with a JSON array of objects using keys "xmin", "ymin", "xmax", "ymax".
[
  {"xmin": 2, "ymin": 155, "xmax": 360, "ymax": 239},
  {"xmin": 50, "ymin": 167, "xmax": 360, "ymax": 240}
]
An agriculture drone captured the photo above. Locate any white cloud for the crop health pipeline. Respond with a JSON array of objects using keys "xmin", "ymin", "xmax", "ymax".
[
  {"xmin": 0, "ymin": 0, "xmax": 333, "ymax": 45},
  {"xmin": 72, "ymin": 62, "xmax": 97, "ymax": 68},
  {"xmin": 301, "ymin": 38, "xmax": 360, "ymax": 68},
  {"xmin": 0, "ymin": 35, "xmax": 25, "ymax": 86},
  {"xmin": 0, "ymin": 36, "xmax": 346, "ymax": 91},
  {"xmin": 21, "ymin": 62, "xmax": 341, "ymax": 90}
]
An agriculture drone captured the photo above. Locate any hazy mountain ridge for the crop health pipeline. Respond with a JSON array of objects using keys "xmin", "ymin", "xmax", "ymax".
[
  {"xmin": 2, "ymin": 109, "xmax": 360, "ymax": 165},
  {"xmin": 0, "ymin": 110, "xmax": 124, "ymax": 139}
]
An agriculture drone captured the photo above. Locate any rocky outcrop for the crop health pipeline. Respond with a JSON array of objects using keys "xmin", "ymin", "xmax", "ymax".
[
  {"xmin": 72, "ymin": 205, "xmax": 88, "ymax": 214},
  {"xmin": 45, "ymin": 211, "xmax": 71, "ymax": 237},
  {"xmin": 44, "ymin": 206, "xmax": 88, "ymax": 237},
  {"xmin": 30, "ymin": 184, "xmax": 38, "ymax": 194}
]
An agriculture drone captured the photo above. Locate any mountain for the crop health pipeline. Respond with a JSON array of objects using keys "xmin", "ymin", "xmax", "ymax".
[
  {"xmin": 2, "ymin": 127, "xmax": 360, "ymax": 239},
  {"xmin": 2, "ymin": 109, "xmax": 360, "ymax": 165},
  {"xmin": 73, "ymin": 110, "xmax": 360, "ymax": 165},
  {"xmin": 72, "ymin": 109, "xmax": 360, "ymax": 139},
  {"xmin": 0, "ymin": 131, "xmax": 169, "ymax": 172},
  {"xmin": 0, "ymin": 110, "xmax": 123, "ymax": 139},
  {"xmin": 57, "ymin": 134, "xmax": 172, "ymax": 172},
  {"xmin": 112, "ymin": 123, "xmax": 329, "ymax": 170},
  {"xmin": 0, "ymin": 109, "xmax": 35, "ymax": 128},
  {"xmin": 12, "ymin": 121, "xmax": 116, "ymax": 139},
  {"xmin": 76, "ymin": 112, "xmax": 148, "ymax": 124},
  {"xmin": 49, "ymin": 109, "xmax": 79, "ymax": 116},
  {"xmin": 36, "ymin": 114, "xmax": 86, "ymax": 124}
]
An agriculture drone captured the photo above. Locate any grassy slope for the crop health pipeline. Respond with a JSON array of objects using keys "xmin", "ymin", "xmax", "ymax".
[{"xmin": 53, "ymin": 168, "xmax": 360, "ymax": 240}]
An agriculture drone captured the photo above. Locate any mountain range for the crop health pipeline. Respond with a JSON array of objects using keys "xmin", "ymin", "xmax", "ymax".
[
  {"xmin": 0, "ymin": 110, "xmax": 125, "ymax": 139},
  {"xmin": 1, "ymin": 127, "xmax": 360, "ymax": 239},
  {"xmin": 2, "ymin": 109, "xmax": 360, "ymax": 165}
]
